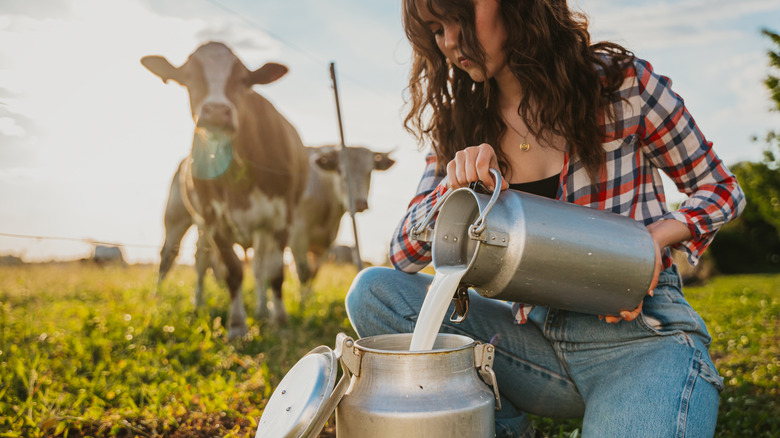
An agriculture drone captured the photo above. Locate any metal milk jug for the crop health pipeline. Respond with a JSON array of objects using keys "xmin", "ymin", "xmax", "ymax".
[
  {"xmin": 336, "ymin": 333, "xmax": 499, "ymax": 437},
  {"xmin": 412, "ymin": 169, "xmax": 656, "ymax": 317},
  {"xmin": 254, "ymin": 333, "xmax": 500, "ymax": 438}
]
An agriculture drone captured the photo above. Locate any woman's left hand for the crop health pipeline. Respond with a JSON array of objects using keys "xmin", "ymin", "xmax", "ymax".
[{"xmin": 600, "ymin": 220, "xmax": 687, "ymax": 324}]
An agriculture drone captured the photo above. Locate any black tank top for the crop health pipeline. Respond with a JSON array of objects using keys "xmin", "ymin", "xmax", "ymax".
[{"xmin": 508, "ymin": 173, "xmax": 560, "ymax": 199}]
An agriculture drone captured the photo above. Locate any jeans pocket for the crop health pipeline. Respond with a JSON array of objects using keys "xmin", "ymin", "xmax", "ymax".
[
  {"xmin": 635, "ymin": 311, "xmax": 693, "ymax": 347},
  {"xmin": 699, "ymin": 356, "xmax": 725, "ymax": 392},
  {"xmin": 639, "ymin": 286, "xmax": 704, "ymax": 337}
]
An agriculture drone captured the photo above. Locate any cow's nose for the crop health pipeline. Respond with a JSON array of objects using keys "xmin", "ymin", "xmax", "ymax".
[
  {"xmin": 198, "ymin": 103, "xmax": 234, "ymax": 131},
  {"xmin": 354, "ymin": 199, "xmax": 369, "ymax": 212}
]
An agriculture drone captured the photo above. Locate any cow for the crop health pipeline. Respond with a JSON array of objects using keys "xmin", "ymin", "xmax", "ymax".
[
  {"xmin": 289, "ymin": 145, "xmax": 395, "ymax": 286},
  {"xmin": 142, "ymin": 41, "xmax": 309, "ymax": 339},
  {"xmin": 158, "ymin": 144, "xmax": 394, "ymax": 299}
]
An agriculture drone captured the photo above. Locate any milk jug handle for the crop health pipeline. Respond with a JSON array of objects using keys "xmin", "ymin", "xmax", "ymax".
[
  {"xmin": 411, "ymin": 187, "xmax": 456, "ymax": 242},
  {"xmin": 412, "ymin": 168, "xmax": 503, "ymax": 242},
  {"xmin": 469, "ymin": 168, "xmax": 502, "ymax": 238}
]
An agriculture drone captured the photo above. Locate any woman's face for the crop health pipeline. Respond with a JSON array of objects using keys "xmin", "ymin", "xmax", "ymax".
[{"xmin": 417, "ymin": 0, "xmax": 508, "ymax": 82}]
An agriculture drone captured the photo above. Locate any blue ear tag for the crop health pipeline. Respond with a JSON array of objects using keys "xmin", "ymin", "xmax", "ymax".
[{"xmin": 191, "ymin": 129, "xmax": 233, "ymax": 179}]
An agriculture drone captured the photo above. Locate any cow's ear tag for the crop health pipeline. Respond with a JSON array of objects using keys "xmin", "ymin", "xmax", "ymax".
[{"xmin": 191, "ymin": 129, "xmax": 233, "ymax": 179}]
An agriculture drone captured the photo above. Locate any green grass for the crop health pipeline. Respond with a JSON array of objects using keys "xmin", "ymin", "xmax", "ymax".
[
  {"xmin": 0, "ymin": 262, "xmax": 358, "ymax": 437},
  {"xmin": 687, "ymin": 275, "xmax": 780, "ymax": 436},
  {"xmin": 0, "ymin": 263, "xmax": 777, "ymax": 437}
]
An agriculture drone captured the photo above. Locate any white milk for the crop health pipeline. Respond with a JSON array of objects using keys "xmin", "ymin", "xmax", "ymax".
[{"xmin": 409, "ymin": 265, "xmax": 469, "ymax": 351}]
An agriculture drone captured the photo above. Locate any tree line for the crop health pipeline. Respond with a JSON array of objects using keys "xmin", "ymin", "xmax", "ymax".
[{"xmin": 709, "ymin": 29, "xmax": 780, "ymax": 273}]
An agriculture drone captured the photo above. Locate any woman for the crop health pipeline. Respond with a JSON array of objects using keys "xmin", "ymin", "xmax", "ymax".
[{"xmin": 345, "ymin": 0, "xmax": 745, "ymax": 436}]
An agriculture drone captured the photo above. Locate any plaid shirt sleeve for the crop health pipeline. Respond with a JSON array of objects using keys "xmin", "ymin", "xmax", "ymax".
[
  {"xmin": 633, "ymin": 59, "xmax": 746, "ymax": 264},
  {"xmin": 388, "ymin": 153, "xmax": 449, "ymax": 272}
]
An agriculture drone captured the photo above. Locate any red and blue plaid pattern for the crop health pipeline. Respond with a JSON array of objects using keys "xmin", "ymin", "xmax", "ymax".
[{"xmin": 389, "ymin": 57, "xmax": 745, "ymax": 322}]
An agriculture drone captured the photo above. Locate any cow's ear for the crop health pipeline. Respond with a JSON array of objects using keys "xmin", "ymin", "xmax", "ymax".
[
  {"xmin": 141, "ymin": 56, "xmax": 183, "ymax": 84},
  {"xmin": 374, "ymin": 153, "xmax": 396, "ymax": 171},
  {"xmin": 249, "ymin": 63, "xmax": 289, "ymax": 85},
  {"xmin": 314, "ymin": 151, "xmax": 340, "ymax": 172}
]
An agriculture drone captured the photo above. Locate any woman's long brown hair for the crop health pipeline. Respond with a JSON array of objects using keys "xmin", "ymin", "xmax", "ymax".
[{"xmin": 402, "ymin": 0, "xmax": 634, "ymax": 181}]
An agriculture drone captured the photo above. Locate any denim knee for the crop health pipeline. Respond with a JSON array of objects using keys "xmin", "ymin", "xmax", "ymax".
[
  {"xmin": 345, "ymin": 266, "xmax": 390, "ymax": 337},
  {"xmin": 346, "ymin": 266, "xmax": 382, "ymax": 309}
]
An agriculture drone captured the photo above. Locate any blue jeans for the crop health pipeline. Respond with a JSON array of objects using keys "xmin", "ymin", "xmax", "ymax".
[{"xmin": 345, "ymin": 265, "xmax": 722, "ymax": 438}]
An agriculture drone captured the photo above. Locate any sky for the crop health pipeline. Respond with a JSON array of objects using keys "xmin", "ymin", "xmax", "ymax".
[{"xmin": 0, "ymin": 0, "xmax": 779, "ymax": 266}]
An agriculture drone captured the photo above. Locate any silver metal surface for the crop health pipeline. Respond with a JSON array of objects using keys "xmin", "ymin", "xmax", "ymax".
[
  {"xmin": 431, "ymin": 185, "xmax": 656, "ymax": 316},
  {"xmin": 336, "ymin": 333, "xmax": 496, "ymax": 438},
  {"xmin": 473, "ymin": 343, "xmax": 501, "ymax": 410},
  {"xmin": 306, "ymin": 335, "xmax": 353, "ymax": 438},
  {"xmin": 254, "ymin": 346, "xmax": 338, "ymax": 438}
]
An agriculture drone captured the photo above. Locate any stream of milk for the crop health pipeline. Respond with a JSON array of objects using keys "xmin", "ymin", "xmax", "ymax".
[{"xmin": 409, "ymin": 265, "xmax": 469, "ymax": 351}]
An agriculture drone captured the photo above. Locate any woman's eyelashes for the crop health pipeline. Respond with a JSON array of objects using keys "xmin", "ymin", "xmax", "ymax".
[{"xmin": 428, "ymin": 16, "xmax": 460, "ymax": 38}]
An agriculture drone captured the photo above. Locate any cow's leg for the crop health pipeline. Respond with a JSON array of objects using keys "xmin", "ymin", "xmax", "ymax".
[
  {"xmin": 294, "ymin": 250, "xmax": 313, "ymax": 286},
  {"xmin": 288, "ymin": 227, "xmax": 313, "ymax": 301},
  {"xmin": 296, "ymin": 248, "xmax": 325, "ymax": 303},
  {"xmin": 252, "ymin": 232, "xmax": 271, "ymax": 320},
  {"xmin": 296, "ymin": 252, "xmax": 314, "ymax": 303},
  {"xmin": 158, "ymin": 215, "xmax": 192, "ymax": 286},
  {"xmin": 192, "ymin": 229, "xmax": 212, "ymax": 307},
  {"xmin": 159, "ymin": 163, "xmax": 193, "ymax": 285},
  {"xmin": 213, "ymin": 234, "xmax": 247, "ymax": 339},
  {"xmin": 252, "ymin": 231, "xmax": 287, "ymax": 324},
  {"xmin": 269, "ymin": 260, "xmax": 286, "ymax": 325},
  {"xmin": 308, "ymin": 247, "xmax": 326, "ymax": 283}
]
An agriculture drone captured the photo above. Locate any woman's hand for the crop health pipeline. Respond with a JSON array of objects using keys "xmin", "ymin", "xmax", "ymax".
[
  {"xmin": 599, "ymin": 239, "xmax": 660, "ymax": 323},
  {"xmin": 445, "ymin": 143, "xmax": 509, "ymax": 191},
  {"xmin": 599, "ymin": 301, "xmax": 644, "ymax": 323},
  {"xmin": 600, "ymin": 220, "xmax": 689, "ymax": 324}
]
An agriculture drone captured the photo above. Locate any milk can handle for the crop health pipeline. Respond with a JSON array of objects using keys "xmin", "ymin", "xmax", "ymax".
[
  {"xmin": 474, "ymin": 342, "xmax": 502, "ymax": 411},
  {"xmin": 410, "ymin": 186, "xmax": 456, "ymax": 241},
  {"xmin": 411, "ymin": 168, "xmax": 503, "ymax": 242},
  {"xmin": 468, "ymin": 168, "xmax": 502, "ymax": 238}
]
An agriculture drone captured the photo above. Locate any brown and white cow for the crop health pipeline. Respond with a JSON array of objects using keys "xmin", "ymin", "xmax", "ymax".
[
  {"xmin": 289, "ymin": 145, "xmax": 395, "ymax": 285},
  {"xmin": 158, "ymin": 145, "xmax": 394, "ymax": 298},
  {"xmin": 143, "ymin": 42, "xmax": 308, "ymax": 338}
]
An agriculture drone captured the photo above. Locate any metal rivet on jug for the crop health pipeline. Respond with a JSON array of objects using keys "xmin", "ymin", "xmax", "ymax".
[
  {"xmin": 254, "ymin": 333, "xmax": 500, "ymax": 438},
  {"xmin": 412, "ymin": 168, "xmax": 656, "ymax": 319}
]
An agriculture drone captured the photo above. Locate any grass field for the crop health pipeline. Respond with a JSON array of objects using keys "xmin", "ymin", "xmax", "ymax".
[{"xmin": 0, "ymin": 262, "xmax": 777, "ymax": 437}]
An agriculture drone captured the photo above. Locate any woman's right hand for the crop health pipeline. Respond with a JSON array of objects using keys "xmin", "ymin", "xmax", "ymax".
[{"xmin": 445, "ymin": 143, "xmax": 509, "ymax": 191}]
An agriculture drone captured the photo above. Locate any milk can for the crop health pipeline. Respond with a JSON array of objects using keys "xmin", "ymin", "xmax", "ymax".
[
  {"xmin": 412, "ymin": 169, "xmax": 656, "ymax": 317},
  {"xmin": 255, "ymin": 332, "xmax": 500, "ymax": 438}
]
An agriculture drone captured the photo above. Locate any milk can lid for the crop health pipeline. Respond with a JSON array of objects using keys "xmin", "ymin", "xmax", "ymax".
[{"xmin": 254, "ymin": 344, "xmax": 344, "ymax": 438}]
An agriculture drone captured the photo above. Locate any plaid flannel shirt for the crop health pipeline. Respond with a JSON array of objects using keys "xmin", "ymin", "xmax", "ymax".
[{"xmin": 388, "ymin": 57, "xmax": 745, "ymax": 324}]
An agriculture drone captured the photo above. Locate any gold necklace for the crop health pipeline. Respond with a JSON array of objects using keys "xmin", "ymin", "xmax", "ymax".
[{"xmin": 503, "ymin": 118, "xmax": 531, "ymax": 151}]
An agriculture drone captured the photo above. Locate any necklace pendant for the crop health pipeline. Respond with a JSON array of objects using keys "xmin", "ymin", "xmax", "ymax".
[{"xmin": 519, "ymin": 141, "xmax": 530, "ymax": 151}]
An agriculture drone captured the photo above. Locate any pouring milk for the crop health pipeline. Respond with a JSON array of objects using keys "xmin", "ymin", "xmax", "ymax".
[{"xmin": 409, "ymin": 265, "xmax": 469, "ymax": 351}]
